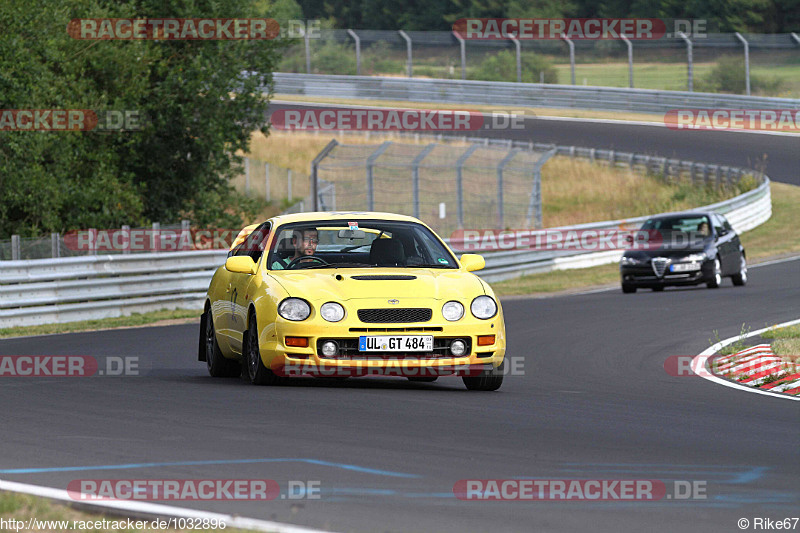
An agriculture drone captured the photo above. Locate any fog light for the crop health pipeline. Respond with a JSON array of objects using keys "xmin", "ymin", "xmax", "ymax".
[
  {"xmin": 321, "ymin": 341, "xmax": 338, "ymax": 357},
  {"xmin": 450, "ymin": 339, "xmax": 467, "ymax": 356}
]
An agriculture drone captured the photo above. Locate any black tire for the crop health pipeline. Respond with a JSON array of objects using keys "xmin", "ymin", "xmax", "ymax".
[
  {"xmin": 462, "ymin": 361, "xmax": 504, "ymax": 391},
  {"xmin": 408, "ymin": 376, "xmax": 438, "ymax": 383},
  {"xmin": 731, "ymin": 254, "xmax": 747, "ymax": 286},
  {"xmin": 244, "ymin": 311, "xmax": 282, "ymax": 386},
  {"xmin": 204, "ymin": 311, "xmax": 241, "ymax": 378},
  {"xmin": 652, "ymin": 286, "xmax": 664, "ymax": 292},
  {"xmin": 622, "ymin": 283, "xmax": 636, "ymax": 294},
  {"xmin": 706, "ymin": 257, "xmax": 722, "ymax": 289}
]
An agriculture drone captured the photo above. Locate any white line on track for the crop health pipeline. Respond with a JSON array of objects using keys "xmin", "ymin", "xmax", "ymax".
[{"xmin": 0, "ymin": 479, "xmax": 333, "ymax": 533}]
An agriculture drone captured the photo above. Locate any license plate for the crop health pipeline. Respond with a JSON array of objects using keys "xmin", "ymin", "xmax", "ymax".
[
  {"xmin": 358, "ymin": 335, "xmax": 433, "ymax": 352},
  {"xmin": 670, "ymin": 263, "xmax": 701, "ymax": 272}
]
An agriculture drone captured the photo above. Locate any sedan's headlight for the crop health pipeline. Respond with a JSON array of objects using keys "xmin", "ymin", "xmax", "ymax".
[
  {"xmin": 620, "ymin": 255, "xmax": 644, "ymax": 265},
  {"xmin": 278, "ymin": 298, "xmax": 311, "ymax": 321},
  {"xmin": 685, "ymin": 252, "xmax": 708, "ymax": 262},
  {"xmin": 442, "ymin": 301, "xmax": 464, "ymax": 321},
  {"xmin": 470, "ymin": 296, "xmax": 497, "ymax": 319},
  {"xmin": 320, "ymin": 302, "xmax": 345, "ymax": 322}
]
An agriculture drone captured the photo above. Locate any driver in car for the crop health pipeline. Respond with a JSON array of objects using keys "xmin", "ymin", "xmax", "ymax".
[{"xmin": 271, "ymin": 228, "xmax": 318, "ymax": 269}]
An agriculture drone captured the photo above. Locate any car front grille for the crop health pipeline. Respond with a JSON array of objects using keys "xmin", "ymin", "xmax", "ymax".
[
  {"xmin": 357, "ymin": 308, "xmax": 432, "ymax": 323},
  {"xmin": 651, "ymin": 257, "xmax": 669, "ymax": 277},
  {"xmin": 317, "ymin": 337, "xmax": 471, "ymax": 359}
]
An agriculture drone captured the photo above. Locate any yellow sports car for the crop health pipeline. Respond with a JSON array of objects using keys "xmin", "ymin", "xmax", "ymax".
[{"xmin": 198, "ymin": 212, "xmax": 506, "ymax": 391}]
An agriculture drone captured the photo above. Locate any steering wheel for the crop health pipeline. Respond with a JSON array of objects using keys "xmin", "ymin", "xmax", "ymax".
[{"xmin": 285, "ymin": 255, "xmax": 330, "ymax": 269}]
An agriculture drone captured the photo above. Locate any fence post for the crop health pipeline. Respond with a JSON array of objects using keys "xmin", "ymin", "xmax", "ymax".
[
  {"xmin": 561, "ymin": 35, "xmax": 576, "ymax": 85},
  {"xmin": 511, "ymin": 38, "xmax": 521, "ymax": 82},
  {"xmin": 347, "ymin": 29, "xmax": 361, "ymax": 75},
  {"xmin": 455, "ymin": 144, "xmax": 480, "ymax": 228},
  {"xmin": 51, "ymin": 232, "xmax": 60, "ymax": 258},
  {"xmin": 265, "ymin": 163, "xmax": 270, "ymax": 202},
  {"xmin": 304, "ymin": 31, "xmax": 311, "ymax": 74},
  {"xmin": 121, "ymin": 225, "xmax": 131, "ymax": 254},
  {"xmin": 677, "ymin": 31, "xmax": 693, "ymax": 91},
  {"xmin": 527, "ymin": 148, "xmax": 556, "ymax": 229},
  {"xmin": 620, "ymin": 34, "xmax": 633, "ymax": 88},
  {"xmin": 11, "ymin": 234, "xmax": 20, "ymax": 260},
  {"xmin": 399, "ymin": 30, "xmax": 413, "ymax": 77},
  {"xmin": 366, "ymin": 141, "xmax": 393, "ymax": 210},
  {"xmin": 735, "ymin": 32, "xmax": 751, "ymax": 96},
  {"xmin": 287, "ymin": 169, "xmax": 293, "ymax": 201},
  {"xmin": 245, "ymin": 157, "xmax": 250, "ymax": 193},
  {"xmin": 497, "ymin": 149, "xmax": 520, "ymax": 229},
  {"xmin": 181, "ymin": 220, "xmax": 191, "ymax": 251},
  {"xmin": 151, "ymin": 222, "xmax": 160, "ymax": 252},
  {"xmin": 412, "ymin": 143, "xmax": 437, "ymax": 219},
  {"xmin": 310, "ymin": 139, "xmax": 339, "ymax": 211},
  {"xmin": 453, "ymin": 31, "xmax": 466, "ymax": 80},
  {"xmin": 90, "ymin": 228, "xmax": 97, "ymax": 255}
]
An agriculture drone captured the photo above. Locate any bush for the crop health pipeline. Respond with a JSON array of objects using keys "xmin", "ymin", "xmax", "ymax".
[
  {"xmin": 468, "ymin": 50, "xmax": 558, "ymax": 84},
  {"xmin": 696, "ymin": 56, "xmax": 784, "ymax": 96}
]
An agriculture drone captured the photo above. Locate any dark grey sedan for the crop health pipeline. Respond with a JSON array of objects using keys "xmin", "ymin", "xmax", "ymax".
[{"xmin": 620, "ymin": 211, "xmax": 747, "ymax": 293}]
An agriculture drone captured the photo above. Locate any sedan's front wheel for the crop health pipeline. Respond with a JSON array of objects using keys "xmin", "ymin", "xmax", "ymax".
[{"xmin": 731, "ymin": 255, "xmax": 747, "ymax": 286}]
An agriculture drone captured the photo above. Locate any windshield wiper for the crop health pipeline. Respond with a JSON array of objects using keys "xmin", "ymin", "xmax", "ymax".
[
  {"xmin": 303, "ymin": 262, "xmax": 373, "ymax": 269},
  {"xmin": 405, "ymin": 264, "xmax": 453, "ymax": 269}
]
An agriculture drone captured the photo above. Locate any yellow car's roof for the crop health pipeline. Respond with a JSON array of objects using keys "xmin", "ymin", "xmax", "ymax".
[{"xmin": 268, "ymin": 211, "xmax": 424, "ymax": 225}]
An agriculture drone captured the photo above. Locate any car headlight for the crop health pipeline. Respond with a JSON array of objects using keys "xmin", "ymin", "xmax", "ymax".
[
  {"xmin": 621, "ymin": 255, "xmax": 643, "ymax": 265},
  {"xmin": 278, "ymin": 298, "xmax": 311, "ymax": 321},
  {"xmin": 320, "ymin": 302, "xmax": 345, "ymax": 322},
  {"xmin": 442, "ymin": 301, "xmax": 464, "ymax": 321},
  {"xmin": 470, "ymin": 296, "xmax": 497, "ymax": 319},
  {"xmin": 685, "ymin": 252, "xmax": 708, "ymax": 262}
]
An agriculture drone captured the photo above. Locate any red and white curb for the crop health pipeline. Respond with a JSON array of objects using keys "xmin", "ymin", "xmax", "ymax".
[
  {"xmin": 692, "ymin": 318, "xmax": 800, "ymax": 401},
  {"xmin": 0, "ymin": 479, "xmax": 331, "ymax": 533},
  {"xmin": 712, "ymin": 344, "xmax": 800, "ymax": 395}
]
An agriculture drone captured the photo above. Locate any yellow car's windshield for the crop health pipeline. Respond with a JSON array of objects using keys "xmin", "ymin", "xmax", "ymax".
[{"xmin": 267, "ymin": 220, "xmax": 457, "ymax": 270}]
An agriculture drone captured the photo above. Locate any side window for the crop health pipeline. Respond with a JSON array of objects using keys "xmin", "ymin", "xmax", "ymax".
[
  {"xmin": 720, "ymin": 215, "xmax": 733, "ymax": 232},
  {"xmin": 710, "ymin": 214, "xmax": 725, "ymax": 236},
  {"xmin": 236, "ymin": 223, "xmax": 271, "ymax": 264}
]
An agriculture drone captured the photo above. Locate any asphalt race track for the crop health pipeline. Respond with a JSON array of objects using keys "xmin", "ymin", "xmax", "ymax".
[{"xmin": 1, "ymin": 114, "xmax": 798, "ymax": 533}]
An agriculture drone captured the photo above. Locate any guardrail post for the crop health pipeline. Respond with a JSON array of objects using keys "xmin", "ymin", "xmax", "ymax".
[
  {"xmin": 399, "ymin": 30, "xmax": 413, "ymax": 77},
  {"xmin": 304, "ymin": 31, "xmax": 311, "ymax": 74},
  {"xmin": 347, "ymin": 29, "xmax": 361, "ymax": 75},
  {"xmin": 511, "ymin": 38, "xmax": 521, "ymax": 82},
  {"xmin": 678, "ymin": 31, "xmax": 693, "ymax": 92},
  {"xmin": 792, "ymin": 33, "xmax": 800, "ymax": 45},
  {"xmin": 11, "ymin": 234, "xmax": 20, "ymax": 260},
  {"xmin": 620, "ymin": 34, "xmax": 633, "ymax": 88},
  {"xmin": 456, "ymin": 144, "xmax": 480, "ymax": 228},
  {"xmin": 122, "ymin": 225, "xmax": 131, "ymax": 254},
  {"xmin": 412, "ymin": 143, "xmax": 437, "ymax": 219},
  {"xmin": 51, "ymin": 233, "xmax": 60, "ymax": 258},
  {"xmin": 561, "ymin": 35, "xmax": 576, "ymax": 85},
  {"xmin": 311, "ymin": 139, "xmax": 339, "ymax": 211},
  {"xmin": 735, "ymin": 32, "xmax": 750, "ymax": 96},
  {"xmin": 366, "ymin": 141, "xmax": 392, "ymax": 210},
  {"xmin": 662, "ymin": 158, "xmax": 669, "ymax": 180},
  {"xmin": 497, "ymin": 149, "xmax": 520, "ymax": 229},
  {"xmin": 453, "ymin": 31, "xmax": 466, "ymax": 80}
]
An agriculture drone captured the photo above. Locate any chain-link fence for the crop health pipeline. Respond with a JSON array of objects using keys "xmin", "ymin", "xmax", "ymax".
[
  {"xmin": 303, "ymin": 139, "xmax": 555, "ymax": 236},
  {"xmin": 277, "ymin": 30, "xmax": 800, "ymax": 96},
  {"xmin": 231, "ymin": 158, "xmax": 309, "ymax": 205}
]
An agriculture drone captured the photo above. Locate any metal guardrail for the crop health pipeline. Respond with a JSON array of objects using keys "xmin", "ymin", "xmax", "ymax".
[
  {"xmin": 0, "ymin": 136, "xmax": 772, "ymax": 326},
  {"xmin": 272, "ymin": 73, "xmax": 800, "ymax": 114}
]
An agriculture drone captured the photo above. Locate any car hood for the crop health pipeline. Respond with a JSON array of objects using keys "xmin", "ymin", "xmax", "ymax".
[{"xmin": 267, "ymin": 268, "xmax": 486, "ymax": 302}]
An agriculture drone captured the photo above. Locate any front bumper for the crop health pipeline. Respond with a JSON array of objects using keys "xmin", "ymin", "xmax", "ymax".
[
  {"xmin": 620, "ymin": 260, "xmax": 714, "ymax": 287},
  {"xmin": 259, "ymin": 318, "xmax": 506, "ymax": 378}
]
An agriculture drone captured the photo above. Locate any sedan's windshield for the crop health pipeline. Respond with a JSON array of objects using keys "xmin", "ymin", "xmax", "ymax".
[
  {"xmin": 641, "ymin": 215, "xmax": 711, "ymax": 235},
  {"xmin": 267, "ymin": 220, "xmax": 458, "ymax": 270}
]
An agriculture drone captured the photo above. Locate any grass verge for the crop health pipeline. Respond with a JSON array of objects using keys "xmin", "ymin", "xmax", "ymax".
[
  {"xmin": 761, "ymin": 324, "xmax": 800, "ymax": 361},
  {"xmin": 0, "ymin": 490, "xmax": 252, "ymax": 533},
  {"xmin": 0, "ymin": 309, "xmax": 199, "ymax": 339}
]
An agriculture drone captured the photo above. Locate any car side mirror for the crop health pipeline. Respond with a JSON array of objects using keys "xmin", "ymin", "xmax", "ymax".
[
  {"xmin": 460, "ymin": 253, "xmax": 485, "ymax": 272},
  {"xmin": 225, "ymin": 256, "xmax": 257, "ymax": 275}
]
